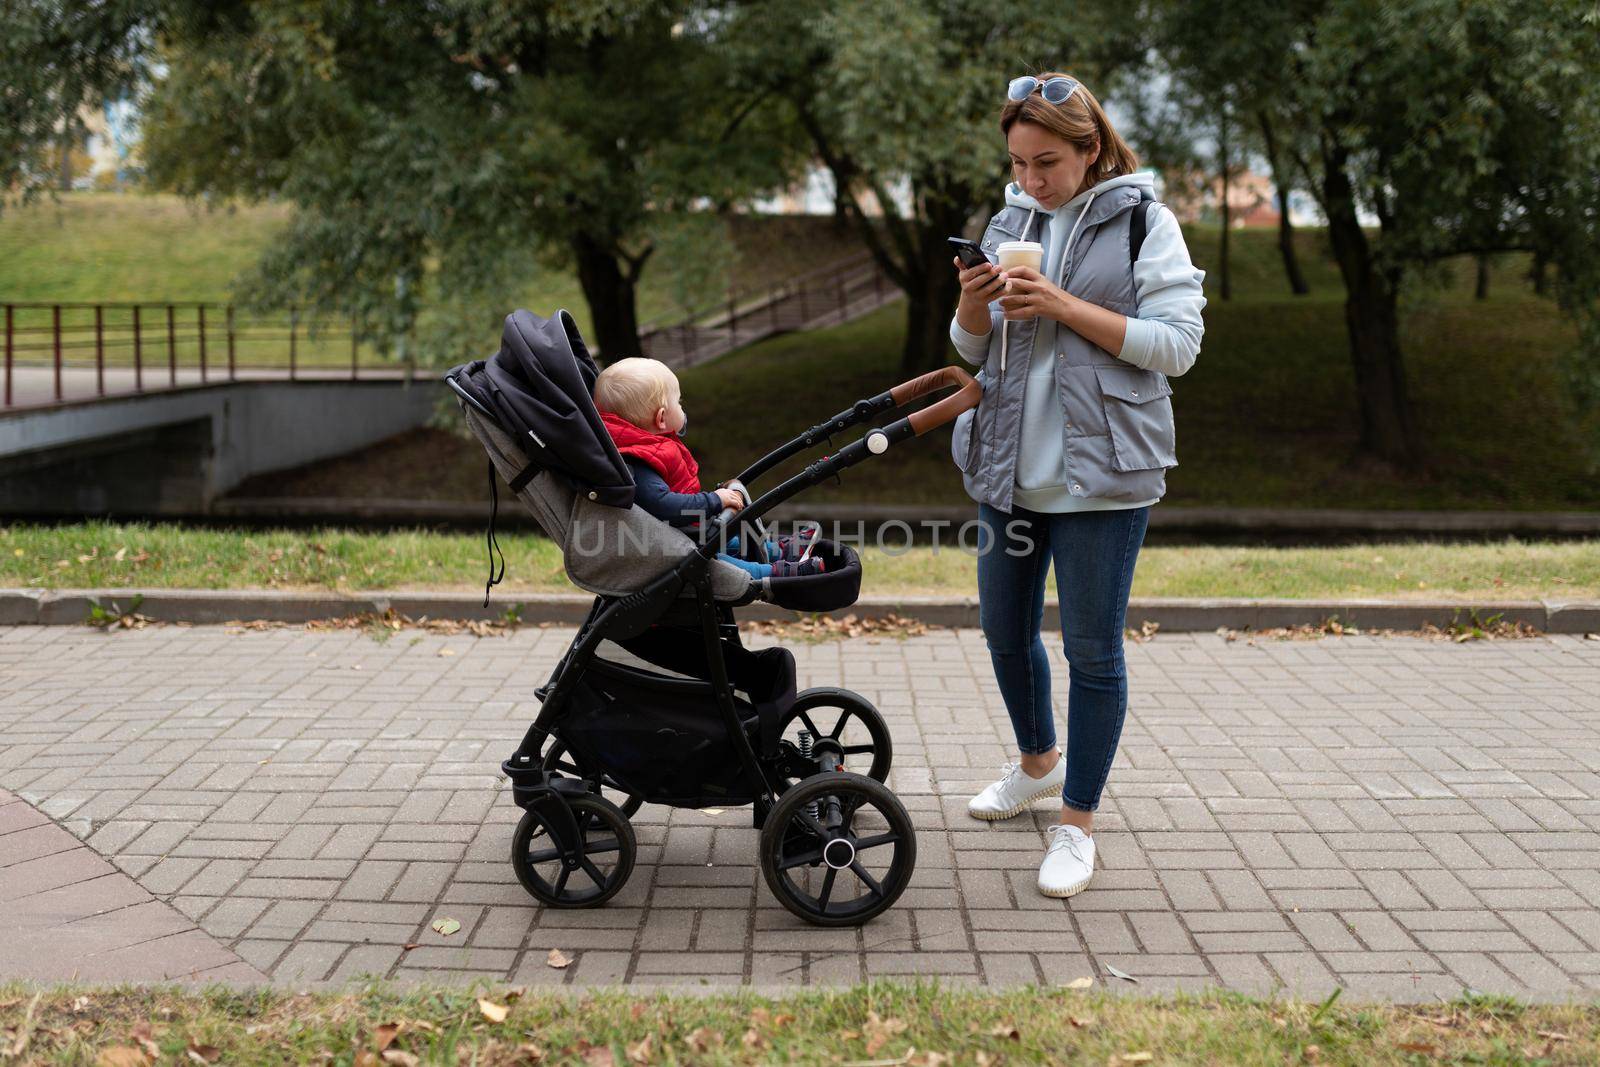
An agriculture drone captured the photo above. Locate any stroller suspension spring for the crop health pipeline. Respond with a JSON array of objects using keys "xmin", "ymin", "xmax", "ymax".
[{"xmin": 797, "ymin": 730, "xmax": 821, "ymax": 820}]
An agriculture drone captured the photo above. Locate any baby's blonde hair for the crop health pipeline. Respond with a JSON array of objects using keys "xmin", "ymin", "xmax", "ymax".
[{"xmin": 594, "ymin": 357, "xmax": 679, "ymax": 428}]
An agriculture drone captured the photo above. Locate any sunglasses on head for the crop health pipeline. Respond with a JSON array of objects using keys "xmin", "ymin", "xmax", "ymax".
[{"xmin": 1007, "ymin": 75, "xmax": 1080, "ymax": 105}]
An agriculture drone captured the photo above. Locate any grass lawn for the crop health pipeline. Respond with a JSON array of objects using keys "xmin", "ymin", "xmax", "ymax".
[
  {"xmin": 4, "ymin": 523, "xmax": 1597, "ymax": 602},
  {"xmin": 8, "ymin": 193, "xmax": 1598, "ymax": 511},
  {"xmin": 1, "ymin": 981, "xmax": 1596, "ymax": 1066},
  {"xmin": 0, "ymin": 193, "xmax": 866, "ymax": 369}
]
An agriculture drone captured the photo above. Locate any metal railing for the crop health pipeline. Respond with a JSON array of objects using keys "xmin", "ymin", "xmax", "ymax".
[
  {"xmin": 1, "ymin": 301, "xmax": 389, "ymax": 409},
  {"xmin": 637, "ymin": 251, "xmax": 901, "ymax": 368}
]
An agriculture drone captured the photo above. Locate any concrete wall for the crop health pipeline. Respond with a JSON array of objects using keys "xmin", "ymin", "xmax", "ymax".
[{"xmin": 0, "ymin": 380, "xmax": 436, "ymax": 515}]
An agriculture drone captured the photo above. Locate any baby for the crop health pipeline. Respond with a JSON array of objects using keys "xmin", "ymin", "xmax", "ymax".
[{"xmin": 593, "ymin": 357, "xmax": 823, "ymax": 580}]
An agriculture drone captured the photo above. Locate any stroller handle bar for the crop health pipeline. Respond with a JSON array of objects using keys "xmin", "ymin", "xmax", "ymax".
[{"xmin": 709, "ymin": 365, "xmax": 981, "ymax": 544}]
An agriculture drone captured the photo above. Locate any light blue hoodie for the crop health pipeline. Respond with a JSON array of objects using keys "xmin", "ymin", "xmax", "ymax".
[{"xmin": 950, "ymin": 172, "xmax": 1207, "ymax": 512}]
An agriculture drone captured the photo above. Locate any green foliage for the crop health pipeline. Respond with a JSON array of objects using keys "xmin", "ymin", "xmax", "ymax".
[{"xmin": 134, "ymin": 1, "xmax": 808, "ymax": 361}]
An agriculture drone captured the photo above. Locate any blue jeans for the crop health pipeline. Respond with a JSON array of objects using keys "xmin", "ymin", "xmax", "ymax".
[{"xmin": 975, "ymin": 502, "xmax": 1150, "ymax": 813}]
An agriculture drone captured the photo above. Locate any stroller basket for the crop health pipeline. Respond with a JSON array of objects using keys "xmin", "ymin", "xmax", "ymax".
[{"xmin": 562, "ymin": 636, "xmax": 795, "ymax": 808}]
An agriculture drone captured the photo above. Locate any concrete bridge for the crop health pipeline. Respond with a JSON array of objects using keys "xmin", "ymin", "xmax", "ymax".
[{"xmin": 0, "ymin": 370, "xmax": 433, "ymax": 516}]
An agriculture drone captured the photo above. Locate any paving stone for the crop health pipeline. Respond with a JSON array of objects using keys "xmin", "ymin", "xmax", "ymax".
[{"xmin": 1, "ymin": 626, "xmax": 1596, "ymax": 998}]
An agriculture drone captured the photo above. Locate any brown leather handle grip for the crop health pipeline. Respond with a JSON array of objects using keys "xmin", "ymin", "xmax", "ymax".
[{"xmin": 889, "ymin": 366, "xmax": 982, "ymax": 436}]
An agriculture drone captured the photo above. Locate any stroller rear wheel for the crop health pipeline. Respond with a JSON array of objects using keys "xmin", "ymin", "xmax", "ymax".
[
  {"xmin": 758, "ymin": 771, "xmax": 915, "ymax": 927},
  {"xmin": 540, "ymin": 738, "xmax": 644, "ymax": 817},
  {"xmin": 512, "ymin": 793, "xmax": 636, "ymax": 908},
  {"xmin": 780, "ymin": 688, "xmax": 892, "ymax": 783}
]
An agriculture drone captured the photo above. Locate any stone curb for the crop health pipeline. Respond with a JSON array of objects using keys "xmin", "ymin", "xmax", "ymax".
[{"xmin": 3, "ymin": 588, "xmax": 1597, "ymax": 633}]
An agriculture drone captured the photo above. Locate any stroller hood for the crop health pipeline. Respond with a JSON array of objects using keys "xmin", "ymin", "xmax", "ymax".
[{"xmin": 448, "ymin": 309, "xmax": 635, "ymax": 508}]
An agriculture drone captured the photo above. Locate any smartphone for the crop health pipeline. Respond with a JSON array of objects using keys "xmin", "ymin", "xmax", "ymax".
[{"xmin": 948, "ymin": 237, "xmax": 990, "ymax": 271}]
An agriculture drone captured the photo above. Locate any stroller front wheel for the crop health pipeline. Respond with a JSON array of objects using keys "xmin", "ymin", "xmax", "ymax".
[
  {"xmin": 781, "ymin": 688, "xmax": 893, "ymax": 783},
  {"xmin": 758, "ymin": 771, "xmax": 916, "ymax": 927},
  {"xmin": 511, "ymin": 793, "xmax": 636, "ymax": 908}
]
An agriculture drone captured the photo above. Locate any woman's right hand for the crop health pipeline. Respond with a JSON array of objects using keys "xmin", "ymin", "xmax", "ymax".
[{"xmin": 954, "ymin": 257, "xmax": 1006, "ymax": 306}]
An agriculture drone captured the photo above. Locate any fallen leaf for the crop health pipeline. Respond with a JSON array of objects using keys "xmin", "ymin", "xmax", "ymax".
[
  {"xmin": 742, "ymin": 1028, "xmax": 768, "ymax": 1051},
  {"xmin": 504, "ymin": 985, "xmax": 527, "ymax": 1002},
  {"xmin": 354, "ymin": 1052, "xmax": 380, "ymax": 1067},
  {"xmin": 1116, "ymin": 1055, "xmax": 1154, "ymax": 1065},
  {"xmin": 186, "ymin": 1043, "xmax": 221, "ymax": 1065},
  {"xmin": 1105, "ymin": 963, "xmax": 1140, "ymax": 984},
  {"xmin": 96, "ymin": 1050, "xmax": 150, "ymax": 1067},
  {"xmin": 438, "ymin": 648, "xmax": 456, "ymax": 657},
  {"xmin": 131, "ymin": 1022, "xmax": 162, "ymax": 1058},
  {"xmin": 684, "ymin": 1027, "xmax": 721, "ymax": 1052},
  {"xmin": 987, "ymin": 1024, "xmax": 1019, "ymax": 1040},
  {"xmin": 478, "ymin": 1000, "xmax": 509, "ymax": 1024},
  {"xmin": 547, "ymin": 948, "xmax": 573, "ymax": 969},
  {"xmin": 1065, "ymin": 976, "xmax": 1094, "ymax": 990},
  {"xmin": 1536, "ymin": 1030, "xmax": 1571, "ymax": 1041},
  {"xmin": 517, "ymin": 1043, "xmax": 546, "ymax": 1063},
  {"xmin": 581, "ymin": 1045, "xmax": 615, "ymax": 1067},
  {"xmin": 1304, "ymin": 1045, "xmax": 1321, "ymax": 1062},
  {"xmin": 626, "ymin": 1033, "xmax": 654, "ymax": 1064},
  {"xmin": 1395, "ymin": 1042, "xmax": 1437, "ymax": 1056},
  {"xmin": 1069, "ymin": 1016, "xmax": 1094, "ymax": 1029},
  {"xmin": 381, "ymin": 1051, "xmax": 420, "ymax": 1067},
  {"xmin": 430, "ymin": 917, "xmax": 461, "ymax": 937},
  {"xmin": 374, "ymin": 1024, "xmax": 400, "ymax": 1051}
]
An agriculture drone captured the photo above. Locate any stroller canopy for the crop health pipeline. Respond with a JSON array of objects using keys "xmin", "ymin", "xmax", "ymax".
[
  {"xmin": 450, "ymin": 309, "xmax": 634, "ymax": 508},
  {"xmin": 446, "ymin": 310, "xmax": 755, "ymax": 604}
]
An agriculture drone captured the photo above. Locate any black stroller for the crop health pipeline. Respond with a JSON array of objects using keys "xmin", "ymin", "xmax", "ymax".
[{"xmin": 444, "ymin": 310, "xmax": 978, "ymax": 927}]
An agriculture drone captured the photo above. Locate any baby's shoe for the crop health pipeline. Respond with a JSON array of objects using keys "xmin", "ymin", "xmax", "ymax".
[
  {"xmin": 775, "ymin": 523, "xmax": 821, "ymax": 561},
  {"xmin": 770, "ymin": 557, "xmax": 826, "ymax": 578}
]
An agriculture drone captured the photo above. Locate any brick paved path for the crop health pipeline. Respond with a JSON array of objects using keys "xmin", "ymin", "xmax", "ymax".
[{"xmin": 1, "ymin": 624, "xmax": 1597, "ymax": 1001}]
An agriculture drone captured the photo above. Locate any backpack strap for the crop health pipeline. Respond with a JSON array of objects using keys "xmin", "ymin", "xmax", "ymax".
[{"xmin": 1129, "ymin": 187, "xmax": 1156, "ymax": 268}]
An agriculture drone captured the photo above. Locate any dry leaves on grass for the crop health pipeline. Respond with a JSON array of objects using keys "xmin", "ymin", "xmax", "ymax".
[
  {"xmin": 746, "ymin": 612, "xmax": 941, "ymax": 641},
  {"xmin": 684, "ymin": 1027, "xmax": 723, "ymax": 1053},
  {"xmin": 478, "ymin": 1000, "xmax": 509, "ymax": 1024},
  {"xmin": 1214, "ymin": 616, "xmax": 1543, "ymax": 644},
  {"xmin": 304, "ymin": 611, "xmax": 519, "ymax": 637}
]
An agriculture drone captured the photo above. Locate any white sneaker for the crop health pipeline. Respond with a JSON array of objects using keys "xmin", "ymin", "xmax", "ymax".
[
  {"xmin": 967, "ymin": 752, "xmax": 1066, "ymax": 821},
  {"xmin": 1038, "ymin": 823, "xmax": 1096, "ymax": 898}
]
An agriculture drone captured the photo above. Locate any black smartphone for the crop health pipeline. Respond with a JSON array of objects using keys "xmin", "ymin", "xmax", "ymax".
[{"xmin": 948, "ymin": 237, "xmax": 990, "ymax": 271}]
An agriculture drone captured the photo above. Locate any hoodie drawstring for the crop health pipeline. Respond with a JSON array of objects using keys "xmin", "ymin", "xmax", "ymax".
[
  {"xmin": 999, "ymin": 191, "xmax": 1098, "ymax": 380},
  {"xmin": 999, "ymin": 207, "xmax": 1038, "ymax": 381}
]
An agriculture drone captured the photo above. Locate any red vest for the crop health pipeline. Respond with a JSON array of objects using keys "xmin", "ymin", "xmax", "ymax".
[{"xmin": 600, "ymin": 412, "xmax": 702, "ymax": 495}]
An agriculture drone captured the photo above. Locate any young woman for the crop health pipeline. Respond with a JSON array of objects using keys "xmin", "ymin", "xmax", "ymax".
[{"xmin": 948, "ymin": 72, "xmax": 1206, "ymax": 898}]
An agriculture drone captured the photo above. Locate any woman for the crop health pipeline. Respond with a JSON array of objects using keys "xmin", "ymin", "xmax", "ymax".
[{"xmin": 948, "ymin": 72, "xmax": 1206, "ymax": 898}]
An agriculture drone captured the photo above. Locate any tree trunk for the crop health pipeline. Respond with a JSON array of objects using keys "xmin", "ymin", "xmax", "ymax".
[
  {"xmin": 1257, "ymin": 111, "xmax": 1310, "ymax": 295},
  {"xmin": 570, "ymin": 230, "xmax": 642, "ymax": 362},
  {"xmin": 1474, "ymin": 254, "xmax": 1490, "ymax": 300},
  {"xmin": 1529, "ymin": 249, "xmax": 1548, "ymax": 296},
  {"xmin": 58, "ymin": 126, "xmax": 73, "ymax": 192},
  {"xmin": 1321, "ymin": 143, "xmax": 1422, "ymax": 467},
  {"xmin": 1218, "ymin": 104, "xmax": 1232, "ymax": 301},
  {"xmin": 899, "ymin": 220, "xmax": 966, "ymax": 377}
]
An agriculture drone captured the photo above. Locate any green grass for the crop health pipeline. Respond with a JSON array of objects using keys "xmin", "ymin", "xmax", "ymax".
[
  {"xmin": 0, "ymin": 981, "xmax": 1595, "ymax": 1066},
  {"xmin": 8, "ymin": 193, "xmax": 1597, "ymax": 511},
  {"xmin": 5, "ymin": 522, "xmax": 1597, "ymax": 601},
  {"xmin": 0, "ymin": 193, "xmax": 867, "ymax": 369}
]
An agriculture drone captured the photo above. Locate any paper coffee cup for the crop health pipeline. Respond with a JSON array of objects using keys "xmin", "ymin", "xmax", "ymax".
[{"xmin": 996, "ymin": 240, "xmax": 1043, "ymax": 273}]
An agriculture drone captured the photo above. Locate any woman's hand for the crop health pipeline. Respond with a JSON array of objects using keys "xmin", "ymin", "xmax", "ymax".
[
  {"xmin": 953, "ymin": 258, "xmax": 1006, "ymax": 307},
  {"xmin": 997, "ymin": 266, "xmax": 1071, "ymax": 323}
]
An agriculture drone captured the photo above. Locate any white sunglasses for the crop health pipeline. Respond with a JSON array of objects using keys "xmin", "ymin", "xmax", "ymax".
[{"xmin": 1007, "ymin": 75, "xmax": 1080, "ymax": 105}]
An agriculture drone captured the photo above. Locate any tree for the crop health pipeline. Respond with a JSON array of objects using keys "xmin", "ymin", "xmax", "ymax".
[
  {"xmin": 133, "ymin": 1, "xmax": 804, "ymax": 361},
  {"xmin": 0, "ymin": 2, "xmax": 149, "ymax": 206},
  {"xmin": 1154, "ymin": 0, "xmax": 1600, "ymax": 468},
  {"xmin": 725, "ymin": 0, "xmax": 1142, "ymax": 376}
]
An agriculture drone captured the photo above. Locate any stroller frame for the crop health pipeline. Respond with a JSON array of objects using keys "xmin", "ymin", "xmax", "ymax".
[{"xmin": 447, "ymin": 360, "xmax": 979, "ymax": 925}]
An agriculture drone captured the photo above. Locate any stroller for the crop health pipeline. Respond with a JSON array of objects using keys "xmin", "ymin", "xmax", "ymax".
[{"xmin": 444, "ymin": 310, "xmax": 978, "ymax": 927}]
